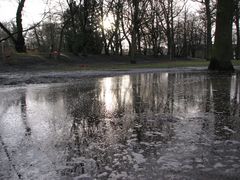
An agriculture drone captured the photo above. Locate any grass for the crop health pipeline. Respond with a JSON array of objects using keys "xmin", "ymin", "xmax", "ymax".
[
  {"xmin": 99, "ymin": 60, "xmax": 209, "ymax": 70},
  {"xmin": 49, "ymin": 60, "xmax": 206, "ymax": 71},
  {"xmin": 2, "ymin": 52, "xmax": 240, "ymax": 72},
  {"xmin": 54, "ymin": 60, "xmax": 240, "ymax": 71}
]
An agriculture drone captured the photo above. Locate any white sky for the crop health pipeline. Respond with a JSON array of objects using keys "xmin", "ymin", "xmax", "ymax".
[
  {"xmin": 0, "ymin": 0, "xmax": 199, "ymax": 28},
  {"xmin": 0, "ymin": 0, "xmax": 47, "ymax": 27}
]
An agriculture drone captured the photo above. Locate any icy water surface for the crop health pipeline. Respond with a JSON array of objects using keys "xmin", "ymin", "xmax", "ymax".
[{"xmin": 0, "ymin": 71, "xmax": 240, "ymax": 179}]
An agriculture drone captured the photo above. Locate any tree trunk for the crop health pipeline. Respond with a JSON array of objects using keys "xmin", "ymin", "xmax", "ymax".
[
  {"xmin": 131, "ymin": 29, "xmax": 137, "ymax": 64},
  {"xmin": 208, "ymin": 0, "xmax": 234, "ymax": 71},
  {"xmin": 100, "ymin": 0, "xmax": 109, "ymax": 55},
  {"xmin": 114, "ymin": 8, "xmax": 121, "ymax": 55},
  {"xmin": 131, "ymin": 0, "xmax": 139, "ymax": 64},
  {"xmin": 170, "ymin": 0, "xmax": 175, "ymax": 60},
  {"xmin": 81, "ymin": 0, "xmax": 90, "ymax": 56},
  {"xmin": 57, "ymin": 24, "xmax": 67, "ymax": 58},
  {"xmin": 234, "ymin": 0, "xmax": 240, "ymax": 60},
  {"xmin": 182, "ymin": 10, "xmax": 188, "ymax": 57},
  {"xmin": 34, "ymin": 27, "xmax": 41, "ymax": 49},
  {"xmin": 205, "ymin": 0, "xmax": 212, "ymax": 60},
  {"xmin": 120, "ymin": 7, "xmax": 131, "ymax": 55},
  {"xmin": 67, "ymin": 0, "xmax": 78, "ymax": 55},
  {"xmin": 15, "ymin": 0, "xmax": 26, "ymax": 53}
]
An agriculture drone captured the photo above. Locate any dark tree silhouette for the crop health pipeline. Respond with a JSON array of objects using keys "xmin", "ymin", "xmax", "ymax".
[
  {"xmin": 130, "ymin": 0, "xmax": 139, "ymax": 64},
  {"xmin": 0, "ymin": 0, "xmax": 26, "ymax": 52},
  {"xmin": 193, "ymin": 0, "xmax": 215, "ymax": 60},
  {"xmin": 208, "ymin": 0, "xmax": 234, "ymax": 71},
  {"xmin": 15, "ymin": 0, "xmax": 26, "ymax": 52}
]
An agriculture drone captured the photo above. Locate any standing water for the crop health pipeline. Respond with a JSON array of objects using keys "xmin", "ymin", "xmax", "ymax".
[{"xmin": 0, "ymin": 71, "xmax": 240, "ymax": 179}]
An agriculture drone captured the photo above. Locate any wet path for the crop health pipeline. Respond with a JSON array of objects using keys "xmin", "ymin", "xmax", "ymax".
[{"xmin": 0, "ymin": 71, "xmax": 240, "ymax": 179}]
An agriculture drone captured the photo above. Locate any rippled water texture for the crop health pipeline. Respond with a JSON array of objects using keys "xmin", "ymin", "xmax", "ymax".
[{"xmin": 0, "ymin": 72, "xmax": 240, "ymax": 179}]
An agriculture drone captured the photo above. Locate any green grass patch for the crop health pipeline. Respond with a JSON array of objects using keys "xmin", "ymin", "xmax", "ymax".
[
  {"xmin": 91, "ymin": 60, "xmax": 240, "ymax": 71},
  {"xmin": 54, "ymin": 60, "xmax": 211, "ymax": 71}
]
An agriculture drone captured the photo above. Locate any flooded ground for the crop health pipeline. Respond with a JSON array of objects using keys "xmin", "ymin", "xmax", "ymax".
[{"xmin": 0, "ymin": 71, "xmax": 240, "ymax": 179}]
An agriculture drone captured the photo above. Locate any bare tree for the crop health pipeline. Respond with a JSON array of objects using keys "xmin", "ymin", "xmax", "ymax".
[
  {"xmin": 160, "ymin": 0, "xmax": 187, "ymax": 60},
  {"xmin": 130, "ymin": 0, "xmax": 139, "ymax": 63},
  {"xmin": 192, "ymin": 0, "xmax": 216, "ymax": 60},
  {"xmin": 0, "ymin": 0, "xmax": 26, "ymax": 52}
]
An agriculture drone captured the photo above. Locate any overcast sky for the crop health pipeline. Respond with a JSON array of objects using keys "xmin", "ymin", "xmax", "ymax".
[
  {"xmin": 0, "ymin": 0, "xmax": 199, "ymax": 28},
  {"xmin": 0, "ymin": 0, "xmax": 48, "ymax": 26}
]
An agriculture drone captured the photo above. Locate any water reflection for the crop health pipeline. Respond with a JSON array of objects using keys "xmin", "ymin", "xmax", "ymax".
[
  {"xmin": 100, "ymin": 75, "xmax": 132, "ymax": 117},
  {"xmin": 0, "ymin": 72, "xmax": 240, "ymax": 179}
]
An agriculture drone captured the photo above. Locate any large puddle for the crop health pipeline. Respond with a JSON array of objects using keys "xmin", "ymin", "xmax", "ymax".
[{"xmin": 0, "ymin": 71, "xmax": 240, "ymax": 179}]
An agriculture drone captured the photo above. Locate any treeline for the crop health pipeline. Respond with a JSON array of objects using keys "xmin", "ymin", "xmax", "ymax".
[{"xmin": 0, "ymin": 0, "xmax": 240, "ymax": 61}]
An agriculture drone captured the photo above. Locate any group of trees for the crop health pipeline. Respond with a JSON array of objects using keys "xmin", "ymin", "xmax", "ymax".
[{"xmin": 0, "ymin": 0, "xmax": 239, "ymax": 70}]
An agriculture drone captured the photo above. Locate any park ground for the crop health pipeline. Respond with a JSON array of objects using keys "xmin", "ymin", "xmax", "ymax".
[
  {"xmin": 1, "ymin": 53, "xmax": 240, "ymax": 72},
  {"xmin": 0, "ymin": 53, "xmax": 240, "ymax": 86}
]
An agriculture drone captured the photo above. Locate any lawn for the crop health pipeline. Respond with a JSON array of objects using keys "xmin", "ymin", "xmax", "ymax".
[
  {"xmin": 53, "ymin": 59, "xmax": 240, "ymax": 71},
  {"xmin": 1, "ymin": 53, "xmax": 240, "ymax": 72}
]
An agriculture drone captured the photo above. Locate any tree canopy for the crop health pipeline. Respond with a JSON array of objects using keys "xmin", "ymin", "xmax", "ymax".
[{"xmin": 0, "ymin": 0, "xmax": 239, "ymax": 69}]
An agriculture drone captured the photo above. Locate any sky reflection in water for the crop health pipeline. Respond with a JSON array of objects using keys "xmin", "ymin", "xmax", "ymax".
[{"xmin": 0, "ymin": 72, "xmax": 240, "ymax": 179}]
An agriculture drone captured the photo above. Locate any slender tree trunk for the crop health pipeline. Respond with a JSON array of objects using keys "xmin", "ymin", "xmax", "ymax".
[
  {"xmin": 182, "ymin": 10, "xmax": 188, "ymax": 57},
  {"xmin": 34, "ymin": 27, "xmax": 41, "ymax": 49},
  {"xmin": 82, "ymin": 0, "xmax": 90, "ymax": 56},
  {"xmin": 209, "ymin": 0, "xmax": 234, "ymax": 71},
  {"xmin": 131, "ymin": 29, "xmax": 137, "ymax": 63},
  {"xmin": 234, "ymin": 0, "xmax": 240, "ymax": 60},
  {"xmin": 114, "ymin": 7, "xmax": 121, "ymax": 55},
  {"xmin": 57, "ymin": 24, "xmax": 67, "ymax": 58},
  {"xmin": 131, "ymin": 0, "xmax": 139, "ymax": 64},
  {"xmin": 100, "ymin": 0, "xmax": 109, "ymax": 55},
  {"xmin": 68, "ymin": 1, "xmax": 78, "ymax": 55},
  {"xmin": 137, "ymin": 29, "xmax": 141, "ymax": 54},
  {"xmin": 205, "ymin": 0, "xmax": 212, "ymax": 60},
  {"xmin": 170, "ymin": 0, "xmax": 175, "ymax": 60},
  {"xmin": 120, "ymin": 7, "xmax": 131, "ymax": 55}
]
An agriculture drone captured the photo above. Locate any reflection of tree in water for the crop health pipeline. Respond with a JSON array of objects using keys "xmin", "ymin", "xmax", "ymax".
[
  {"xmin": 0, "ymin": 90, "xmax": 31, "ymax": 179},
  {"xmin": 59, "ymin": 75, "xmax": 177, "ymax": 176},
  {"xmin": 164, "ymin": 73, "xmax": 174, "ymax": 114},
  {"xmin": 20, "ymin": 92, "xmax": 31, "ymax": 136},
  {"xmin": 230, "ymin": 73, "xmax": 240, "ymax": 117},
  {"xmin": 60, "ymin": 81, "xmax": 101, "ymax": 176},
  {"xmin": 0, "ymin": 93, "xmax": 23, "ymax": 179},
  {"xmin": 10, "ymin": 72, "xmax": 236, "ymax": 178},
  {"xmin": 130, "ymin": 73, "xmax": 177, "ymax": 156},
  {"xmin": 0, "ymin": 135, "xmax": 22, "ymax": 179},
  {"xmin": 210, "ymin": 73, "xmax": 240, "ymax": 140},
  {"xmin": 58, "ymin": 78, "xmax": 134, "ymax": 176}
]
